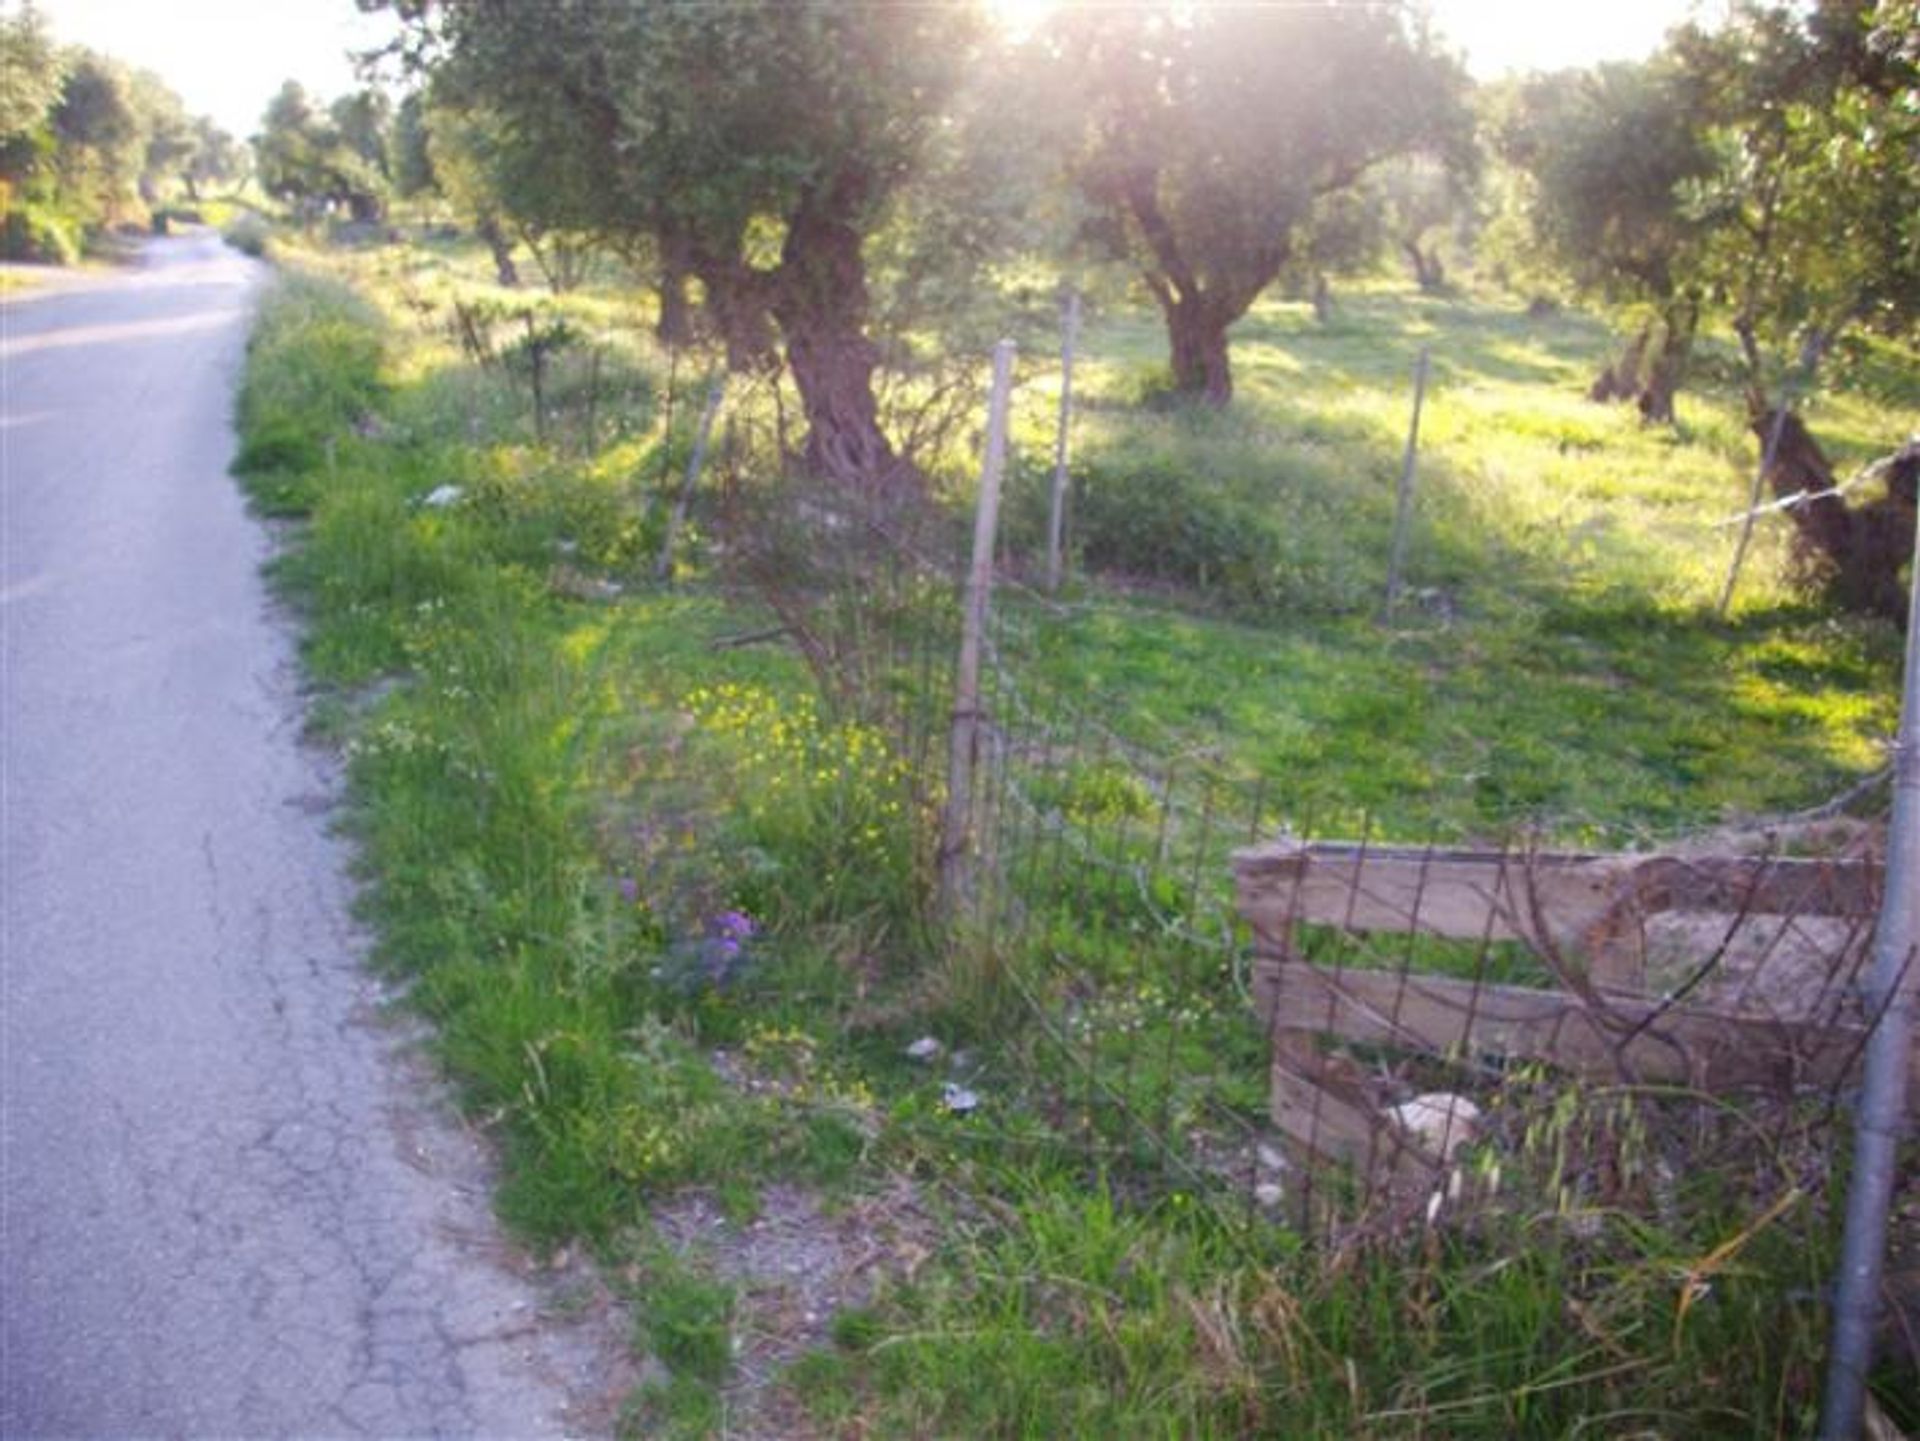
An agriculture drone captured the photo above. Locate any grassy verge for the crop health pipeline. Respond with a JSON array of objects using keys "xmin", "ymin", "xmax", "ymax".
[{"xmin": 233, "ymin": 237, "xmax": 1915, "ymax": 1436}]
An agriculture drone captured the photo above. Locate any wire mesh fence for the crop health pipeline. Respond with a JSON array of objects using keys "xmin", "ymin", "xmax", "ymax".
[
  {"xmin": 698, "ymin": 353, "xmax": 1906, "ymax": 1268},
  {"xmin": 954, "ymin": 670, "xmax": 1902, "ymax": 1266},
  {"xmin": 641, "ymin": 347, "xmax": 1920, "ymax": 1441}
]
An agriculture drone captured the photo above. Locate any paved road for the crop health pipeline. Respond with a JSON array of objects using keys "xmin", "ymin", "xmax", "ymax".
[{"xmin": 2, "ymin": 233, "xmax": 619, "ymax": 1437}]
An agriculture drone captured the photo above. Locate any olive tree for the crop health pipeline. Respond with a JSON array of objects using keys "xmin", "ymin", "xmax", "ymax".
[
  {"xmin": 378, "ymin": 0, "xmax": 987, "ymax": 494},
  {"xmin": 1054, "ymin": 3, "xmax": 1468, "ymax": 404},
  {"xmin": 1677, "ymin": 0, "xmax": 1919, "ymax": 619},
  {"xmin": 1492, "ymin": 58, "xmax": 1716, "ymax": 421},
  {"xmin": 254, "ymin": 81, "xmax": 391, "ymax": 222}
]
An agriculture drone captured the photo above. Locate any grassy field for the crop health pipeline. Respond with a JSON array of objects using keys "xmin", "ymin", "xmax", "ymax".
[{"xmin": 232, "ymin": 226, "xmax": 1916, "ymax": 1436}]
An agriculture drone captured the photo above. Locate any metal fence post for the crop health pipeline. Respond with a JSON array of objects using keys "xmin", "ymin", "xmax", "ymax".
[{"xmin": 1820, "ymin": 517, "xmax": 1920, "ymax": 1438}]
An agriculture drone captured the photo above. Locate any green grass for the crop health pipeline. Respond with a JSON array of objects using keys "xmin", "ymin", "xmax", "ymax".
[
  {"xmin": 233, "ymin": 236, "xmax": 1917, "ymax": 1436},
  {"xmin": 1013, "ymin": 282, "xmax": 1900, "ymax": 625},
  {"xmin": 989, "ymin": 592, "xmax": 1896, "ymax": 843},
  {"xmin": 786, "ymin": 1153, "xmax": 1840, "ymax": 1437}
]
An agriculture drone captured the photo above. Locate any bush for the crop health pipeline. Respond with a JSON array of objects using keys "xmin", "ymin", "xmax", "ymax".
[
  {"xmin": 2, "ymin": 206, "xmax": 82, "ymax": 265},
  {"xmin": 1014, "ymin": 413, "xmax": 1393, "ymax": 616},
  {"xmin": 222, "ymin": 212, "xmax": 272, "ymax": 259},
  {"xmin": 233, "ymin": 274, "xmax": 386, "ymax": 494}
]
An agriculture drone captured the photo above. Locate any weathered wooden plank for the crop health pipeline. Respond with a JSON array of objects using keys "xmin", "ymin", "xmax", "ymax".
[
  {"xmin": 1236, "ymin": 845, "xmax": 1647, "ymax": 989},
  {"xmin": 1627, "ymin": 854, "xmax": 1880, "ymax": 919},
  {"xmin": 1239, "ymin": 839, "xmax": 1889, "ymax": 1189},
  {"xmin": 1268, "ymin": 1043, "xmax": 1385, "ymax": 1166},
  {"xmin": 1255, "ymin": 960, "xmax": 1890, "ymax": 1095},
  {"xmin": 1233, "ymin": 843, "xmax": 1879, "ymax": 931},
  {"xmin": 1268, "ymin": 1034, "xmax": 1440, "ymax": 1186}
]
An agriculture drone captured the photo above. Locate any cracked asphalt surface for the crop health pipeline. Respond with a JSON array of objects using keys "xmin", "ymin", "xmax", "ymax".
[{"xmin": 3, "ymin": 234, "xmax": 619, "ymax": 1438}]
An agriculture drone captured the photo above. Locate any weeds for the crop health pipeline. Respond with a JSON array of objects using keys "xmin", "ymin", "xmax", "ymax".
[{"xmin": 235, "ymin": 234, "xmax": 1915, "ymax": 1435}]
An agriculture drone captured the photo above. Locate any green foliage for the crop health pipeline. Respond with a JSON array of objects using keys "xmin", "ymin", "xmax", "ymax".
[
  {"xmin": 0, "ymin": 6, "xmax": 65, "ymax": 143},
  {"xmin": 184, "ymin": 115, "xmax": 243, "ymax": 198},
  {"xmin": 1, "ymin": 201, "xmax": 80, "ymax": 263},
  {"xmin": 388, "ymin": 91, "xmax": 435, "ymax": 202},
  {"xmin": 630, "ymin": 1248, "xmax": 736, "ymax": 1385},
  {"xmin": 819, "ymin": 1111, "xmax": 1844, "ymax": 1438},
  {"xmin": 255, "ymin": 80, "xmax": 392, "ymax": 223},
  {"xmin": 1492, "ymin": 59, "xmax": 1713, "ymax": 306},
  {"xmin": 1676, "ymin": 0, "xmax": 1920, "ymax": 365},
  {"xmin": 1029, "ymin": 428, "xmax": 1386, "ymax": 617},
  {"xmin": 0, "ymin": 12, "xmax": 226, "ymax": 256},
  {"xmin": 233, "ymin": 274, "xmax": 386, "ymax": 500},
  {"xmin": 1054, "ymin": 2, "xmax": 1469, "ymax": 401},
  {"xmin": 233, "ymin": 257, "xmax": 887, "ymax": 1275},
  {"xmin": 383, "ymin": 0, "xmax": 1009, "ymax": 486},
  {"xmin": 241, "ymin": 188, "xmax": 1916, "ymax": 1437},
  {"xmin": 221, "ymin": 210, "xmax": 271, "ymax": 259},
  {"xmin": 629, "ymin": 677, "xmax": 931, "ymax": 948}
]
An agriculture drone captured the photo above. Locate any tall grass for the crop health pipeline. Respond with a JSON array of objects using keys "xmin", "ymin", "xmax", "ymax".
[{"xmin": 234, "ymin": 241, "xmax": 1917, "ymax": 1436}]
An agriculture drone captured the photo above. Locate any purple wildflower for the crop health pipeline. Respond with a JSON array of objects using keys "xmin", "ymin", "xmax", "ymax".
[{"xmin": 711, "ymin": 909, "xmax": 757, "ymax": 941}]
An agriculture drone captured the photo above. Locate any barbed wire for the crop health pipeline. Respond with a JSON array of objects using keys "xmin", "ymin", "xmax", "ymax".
[{"xmin": 1707, "ymin": 451, "xmax": 1901, "ymax": 530}]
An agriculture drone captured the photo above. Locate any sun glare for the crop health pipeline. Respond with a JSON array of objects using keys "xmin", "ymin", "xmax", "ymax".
[{"xmin": 984, "ymin": 0, "xmax": 1062, "ymax": 42}]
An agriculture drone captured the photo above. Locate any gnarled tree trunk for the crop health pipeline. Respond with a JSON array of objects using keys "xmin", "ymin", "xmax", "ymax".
[
  {"xmin": 694, "ymin": 244, "xmax": 781, "ymax": 379},
  {"xmin": 475, "ymin": 211, "xmax": 519, "ymax": 288},
  {"xmin": 1589, "ymin": 324, "xmax": 1650, "ymax": 403},
  {"xmin": 768, "ymin": 171, "xmax": 913, "ymax": 495},
  {"xmin": 1400, "ymin": 238, "xmax": 1445, "ymax": 293},
  {"xmin": 1752, "ymin": 398, "xmax": 1917, "ymax": 626},
  {"xmin": 1159, "ymin": 289, "xmax": 1235, "ymax": 406},
  {"xmin": 1635, "ymin": 298, "xmax": 1698, "ymax": 426},
  {"xmin": 1122, "ymin": 167, "xmax": 1282, "ymax": 408},
  {"xmin": 1311, "ymin": 273, "xmax": 1334, "ymax": 326}
]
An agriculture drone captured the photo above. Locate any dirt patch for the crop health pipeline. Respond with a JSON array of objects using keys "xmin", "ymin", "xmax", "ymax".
[{"xmin": 652, "ymin": 1176, "xmax": 937, "ymax": 1439}]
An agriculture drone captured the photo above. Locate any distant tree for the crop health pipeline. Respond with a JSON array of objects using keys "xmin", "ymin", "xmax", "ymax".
[
  {"xmin": 0, "ymin": 18, "xmax": 200, "ymax": 254},
  {"xmin": 0, "ymin": 5, "xmax": 64, "ymax": 212},
  {"xmin": 1373, "ymin": 153, "xmax": 1474, "ymax": 295},
  {"xmin": 422, "ymin": 91, "xmax": 599, "ymax": 294},
  {"xmin": 388, "ymin": 90, "xmax": 434, "ymax": 201},
  {"xmin": 328, "ymin": 88, "xmax": 391, "ymax": 189},
  {"xmin": 128, "ymin": 68, "xmax": 194, "ymax": 206},
  {"xmin": 254, "ymin": 80, "xmax": 390, "ymax": 222},
  {"xmin": 253, "ymin": 81, "xmax": 323, "ymax": 214},
  {"xmin": 183, "ymin": 116, "xmax": 244, "ymax": 200},
  {"xmin": 0, "ymin": 3, "xmax": 63, "ymax": 142},
  {"xmin": 1674, "ymin": 0, "xmax": 1919, "ymax": 619},
  {"xmin": 50, "ymin": 51, "xmax": 144, "ymax": 222},
  {"xmin": 416, "ymin": 99, "xmax": 519, "ymax": 286},
  {"xmin": 1492, "ymin": 58, "xmax": 1715, "ymax": 422},
  {"xmin": 1054, "ymin": 3, "xmax": 1468, "ymax": 404},
  {"xmin": 1674, "ymin": 0, "xmax": 1918, "ymax": 390}
]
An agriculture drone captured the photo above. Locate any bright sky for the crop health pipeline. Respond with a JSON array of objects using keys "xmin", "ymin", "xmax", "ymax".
[
  {"xmin": 1430, "ymin": 0, "xmax": 1716, "ymax": 77},
  {"xmin": 29, "ymin": 0, "xmax": 1712, "ymax": 141},
  {"xmin": 30, "ymin": 0, "xmax": 403, "ymax": 138}
]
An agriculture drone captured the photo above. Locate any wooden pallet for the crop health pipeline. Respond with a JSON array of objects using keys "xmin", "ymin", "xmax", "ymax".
[{"xmin": 1234, "ymin": 839, "xmax": 1886, "ymax": 1174}]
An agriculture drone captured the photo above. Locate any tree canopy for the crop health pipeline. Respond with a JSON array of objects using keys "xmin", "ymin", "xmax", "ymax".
[
  {"xmin": 377, "ymin": 0, "xmax": 989, "ymax": 492},
  {"xmin": 1, "ymin": 12, "xmax": 224, "ymax": 261},
  {"xmin": 1673, "ymin": 0, "xmax": 1919, "ymax": 384},
  {"xmin": 1493, "ymin": 57, "xmax": 1716, "ymax": 419},
  {"xmin": 1494, "ymin": 0, "xmax": 1917, "ymax": 423},
  {"xmin": 1052, "ymin": 3, "xmax": 1469, "ymax": 403},
  {"xmin": 254, "ymin": 80, "xmax": 394, "ymax": 223}
]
